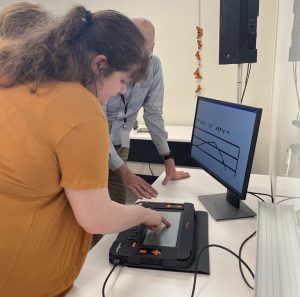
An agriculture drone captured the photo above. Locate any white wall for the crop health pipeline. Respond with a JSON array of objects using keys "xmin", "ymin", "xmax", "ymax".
[
  {"xmin": 0, "ymin": 0, "xmax": 278, "ymax": 174},
  {"xmin": 198, "ymin": 0, "xmax": 277, "ymax": 174},
  {"xmin": 270, "ymin": 0, "xmax": 300, "ymax": 196},
  {"xmin": 0, "ymin": 0, "xmax": 199, "ymax": 129},
  {"xmin": 0, "ymin": 0, "xmax": 199, "ymax": 132}
]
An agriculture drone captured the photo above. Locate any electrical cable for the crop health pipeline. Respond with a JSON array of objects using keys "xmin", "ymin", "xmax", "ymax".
[
  {"xmin": 238, "ymin": 231, "xmax": 256, "ymax": 290},
  {"xmin": 191, "ymin": 244, "xmax": 254, "ymax": 297},
  {"xmin": 237, "ymin": 190, "xmax": 272, "ymax": 290},
  {"xmin": 247, "ymin": 191, "xmax": 274, "ymax": 203},
  {"xmin": 247, "ymin": 192, "xmax": 265, "ymax": 203},
  {"xmin": 102, "ymin": 260, "xmax": 119, "ymax": 297},
  {"xmin": 276, "ymin": 196, "xmax": 300, "ymax": 204},
  {"xmin": 148, "ymin": 162, "xmax": 154, "ymax": 176},
  {"xmin": 240, "ymin": 63, "xmax": 252, "ymax": 104},
  {"xmin": 293, "ymin": 61, "xmax": 300, "ymax": 116},
  {"xmin": 103, "ymin": 188, "xmax": 273, "ymax": 296},
  {"xmin": 192, "ymin": 190, "xmax": 270, "ymax": 295}
]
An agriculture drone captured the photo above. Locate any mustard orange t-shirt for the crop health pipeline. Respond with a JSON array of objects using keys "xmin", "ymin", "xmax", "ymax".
[{"xmin": 0, "ymin": 81, "xmax": 109, "ymax": 297}]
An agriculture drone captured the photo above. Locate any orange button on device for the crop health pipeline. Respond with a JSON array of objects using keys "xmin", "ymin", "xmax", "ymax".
[
  {"xmin": 131, "ymin": 242, "xmax": 137, "ymax": 248},
  {"xmin": 151, "ymin": 249, "xmax": 162, "ymax": 256},
  {"xmin": 139, "ymin": 249, "xmax": 148, "ymax": 254}
]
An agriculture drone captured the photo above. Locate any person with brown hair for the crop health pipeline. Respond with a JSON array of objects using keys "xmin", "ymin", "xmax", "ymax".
[
  {"xmin": 0, "ymin": 6, "xmax": 169, "ymax": 297},
  {"xmin": 0, "ymin": 2, "xmax": 50, "ymax": 39}
]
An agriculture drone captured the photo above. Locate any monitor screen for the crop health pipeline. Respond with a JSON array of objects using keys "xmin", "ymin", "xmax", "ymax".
[
  {"xmin": 142, "ymin": 210, "xmax": 182, "ymax": 247},
  {"xmin": 191, "ymin": 97, "xmax": 262, "ymax": 220}
]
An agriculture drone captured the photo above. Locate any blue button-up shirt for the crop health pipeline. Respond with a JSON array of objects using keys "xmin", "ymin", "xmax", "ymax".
[{"xmin": 105, "ymin": 55, "xmax": 170, "ymax": 171}]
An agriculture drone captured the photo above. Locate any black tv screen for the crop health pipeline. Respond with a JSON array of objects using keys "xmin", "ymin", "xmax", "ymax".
[{"xmin": 191, "ymin": 97, "xmax": 262, "ymax": 220}]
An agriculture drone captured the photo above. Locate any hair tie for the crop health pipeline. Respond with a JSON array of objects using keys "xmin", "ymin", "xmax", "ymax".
[{"xmin": 82, "ymin": 10, "xmax": 92, "ymax": 25}]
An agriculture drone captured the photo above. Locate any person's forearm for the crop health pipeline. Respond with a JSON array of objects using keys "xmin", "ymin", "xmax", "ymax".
[
  {"xmin": 115, "ymin": 163, "xmax": 130, "ymax": 178},
  {"xmin": 92, "ymin": 202, "xmax": 150, "ymax": 234},
  {"xmin": 66, "ymin": 187, "xmax": 161, "ymax": 235}
]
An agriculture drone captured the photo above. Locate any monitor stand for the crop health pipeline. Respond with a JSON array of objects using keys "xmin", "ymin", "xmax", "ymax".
[{"xmin": 198, "ymin": 193, "xmax": 256, "ymax": 220}]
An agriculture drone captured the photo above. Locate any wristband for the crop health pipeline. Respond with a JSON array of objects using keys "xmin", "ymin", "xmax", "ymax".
[{"xmin": 162, "ymin": 151, "xmax": 174, "ymax": 161}]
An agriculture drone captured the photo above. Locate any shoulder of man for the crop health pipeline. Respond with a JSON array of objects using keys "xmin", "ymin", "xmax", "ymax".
[
  {"xmin": 151, "ymin": 55, "xmax": 162, "ymax": 69},
  {"xmin": 142, "ymin": 55, "xmax": 162, "ymax": 83}
]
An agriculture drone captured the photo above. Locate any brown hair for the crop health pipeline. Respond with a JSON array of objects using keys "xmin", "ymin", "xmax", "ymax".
[
  {"xmin": 0, "ymin": 2, "xmax": 50, "ymax": 39},
  {"xmin": 0, "ymin": 6, "xmax": 149, "ymax": 91}
]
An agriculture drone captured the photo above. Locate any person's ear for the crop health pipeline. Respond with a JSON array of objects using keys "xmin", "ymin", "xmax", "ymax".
[{"xmin": 91, "ymin": 54, "xmax": 107, "ymax": 75}]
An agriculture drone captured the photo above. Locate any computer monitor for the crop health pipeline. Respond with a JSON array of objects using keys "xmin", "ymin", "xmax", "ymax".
[{"xmin": 190, "ymin": 97, "xmax": 262, "ymax": 220}]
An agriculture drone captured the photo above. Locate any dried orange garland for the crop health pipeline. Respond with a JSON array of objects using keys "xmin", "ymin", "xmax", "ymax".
[{"xmin": 194, "ymin": 26, "xmax": 203, "ymax": 95}]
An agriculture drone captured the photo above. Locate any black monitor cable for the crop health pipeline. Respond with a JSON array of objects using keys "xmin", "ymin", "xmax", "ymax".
[
  {"xmin": 148, "ymin": 162, "xmax": 154, "ymax": 176},
  {"xmin": 191, "ymin": 191, "xmax": 277, "ymax": 296},
  {"xmin": 237, "ymin": 191, "xmax": 275, "ymax": 290},
  {"xmin": 240, "ymin": 63, "xmax": 252, "ymax": 104},
  {"xmin": 103, "ymin": 190, "xmax": 276, "ymax": 297},
  {"xmin": 247, "ymin": 191, "xmax": 274, "ymax": 203},
  {"xmin": 238, "ymin": 231, "xmax": 256, "ymax": 290},
  {"xmin": 191, "ymin": 244, "xmax": 254, "ymax": 297},
  {"xmin": 102, "ymin": 259, "xmax": 120, "ymax": 297},
  {"xmin": 103, "ymin": 244, "xmax": 255, "ymax": 297},
  {"xmin": 247, "ymin": 192, "xmax": 265, "ymax": 203}
]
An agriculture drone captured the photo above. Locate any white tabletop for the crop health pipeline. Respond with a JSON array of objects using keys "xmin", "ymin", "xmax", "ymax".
[
  {"xmin": 273, "ymin": 176, "xmax": 300, "ymax": 215},
  {"xmin": 66, "ymin": 168, "xmax": 271, "ymax": 297},
  {"xmin": 130, "ymin": 125, "xmax": 192, "ymax": 142},
  {"xmin": 274, "ymin": 175, "xmax": 300, "ymax": 197}
]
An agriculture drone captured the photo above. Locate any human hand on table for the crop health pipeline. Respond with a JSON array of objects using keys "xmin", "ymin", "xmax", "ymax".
[
  {"xmin": 162, "ymin": 158, "xmax": 190, "ymax": 185},
  {"xmin": 117, "ymin": 164, "xmax": 158, "ymax": 199}
]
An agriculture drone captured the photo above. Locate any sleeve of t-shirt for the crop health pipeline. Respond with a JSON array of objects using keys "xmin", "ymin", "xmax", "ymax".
[{"xmin": 55, "ymin": 115, "xmax": 109, "ymax": 189}]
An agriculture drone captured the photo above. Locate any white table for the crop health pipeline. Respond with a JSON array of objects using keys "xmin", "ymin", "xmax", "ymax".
[
  {"xmin": 130, "ymin": 125, "xmax": 193, "ymax": 142},
  {"xmin": 66, "ymin": 168, "xmax": 271, "ymax": 297},
  {"xmin": 273, "ymin": 176, "xmax": 300, "ymax": 215}
]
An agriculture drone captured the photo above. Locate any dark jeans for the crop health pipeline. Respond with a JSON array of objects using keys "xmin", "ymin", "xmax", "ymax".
[{"xmin": 108, "ymin": 147, "xmax": 130, "ymax": 205}]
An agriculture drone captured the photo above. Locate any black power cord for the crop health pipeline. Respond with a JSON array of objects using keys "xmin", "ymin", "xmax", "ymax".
[
  {"xmin": 191, "ymin": 244, "xmax": 255, "ymax": 297},
  {"xmin": 240, "ymin": 63, "xmax": 252, "ymax": 104},
  {"xmin": 247, "ymin": 191, "xmax": 274, "ymax": 203},
  {"xmin": 103, "ymin": 244, "xmax": 256, "ymax": 297},
  {"xmin": 148, "ymin": 162, "xmax": 154, "ymax": 176},
  {"xmin": 238, "ymin": 231, "xmax": 256, "ymax": 290},
  {"xmin": 237, "ymin": 191, "xmax": 275, "ymax": 290},
  {"xmin": 247, "ymin": 192, "xmax": 265, "ymax": 203},
  {"xmin": 103, "ymin": 191, "xmax": 276, "ymax": 296},
  {"xmin": 102, "ymin": 259, "xmax": 120, "ymax": 297}
]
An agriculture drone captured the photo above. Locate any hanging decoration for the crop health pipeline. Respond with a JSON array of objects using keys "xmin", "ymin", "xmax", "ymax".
[{"xmin": 194, "ymin": 26, "xmax": 203, "ymax": 95}]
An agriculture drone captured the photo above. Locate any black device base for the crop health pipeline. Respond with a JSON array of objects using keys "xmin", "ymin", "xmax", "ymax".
[
  {"xmin": 176, "ymin": 210, "xmax": 210, "ymax": 274},
  {"xmin": 110, "ymin": 211, "xmax": 210, "ymax": 274},
  {"xmin": 199, "ymin": 194, "xmax": 256, "ymax": 221}
]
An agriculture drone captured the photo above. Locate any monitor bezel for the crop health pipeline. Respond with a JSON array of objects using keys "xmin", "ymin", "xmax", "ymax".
[{"xmin": 190, "ymin": 96, "xmax": 262, "ymax": 200}]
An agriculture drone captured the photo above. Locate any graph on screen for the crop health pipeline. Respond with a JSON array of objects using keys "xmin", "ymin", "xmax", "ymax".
[
  {"xmin": 191, "ymin": 97, "xmax": 261, "ymax": 194},
  {"xmin": 190, "ymin": 97, "xmax": 262, "ymax": 220},
  {"xmin": 192, "ymin": 124, "xmax": 240, "ymax": 177}
]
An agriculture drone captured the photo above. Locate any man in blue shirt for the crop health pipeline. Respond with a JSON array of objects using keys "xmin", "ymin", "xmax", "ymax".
[{"xmin": 106, "ymin": 17, "xmax": 190, "ymax": 205}]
